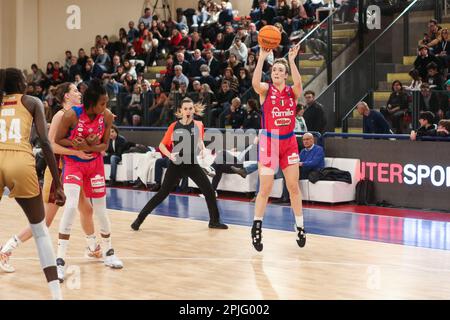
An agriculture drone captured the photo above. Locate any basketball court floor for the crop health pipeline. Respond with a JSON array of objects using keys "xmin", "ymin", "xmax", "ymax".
[{"xmin": 1, "ymin": 188, "xmax": 450, "ymax": 300}]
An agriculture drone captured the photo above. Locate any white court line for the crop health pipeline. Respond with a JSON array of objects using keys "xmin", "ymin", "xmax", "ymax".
[{"xmin": 10, "ymin": 256, "xmax": 450, "ymax": 274}]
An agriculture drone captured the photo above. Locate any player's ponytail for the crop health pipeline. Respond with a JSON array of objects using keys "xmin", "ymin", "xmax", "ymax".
[
  {"xmin": 83, "ymin": 79, "xmax": 107, "ymax": 110},
  {"xmin": 55, "ymin": 82, "xmax": 73, "ymax": 105},
  {"xmin": 0, "ymin": 69, "xmax": 6, "ymax": 106}
]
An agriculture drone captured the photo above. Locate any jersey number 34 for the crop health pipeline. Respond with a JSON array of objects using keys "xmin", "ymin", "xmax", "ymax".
[{"xmin": 0, "ymin": 119, "xmax": 22, "ymax": 143}]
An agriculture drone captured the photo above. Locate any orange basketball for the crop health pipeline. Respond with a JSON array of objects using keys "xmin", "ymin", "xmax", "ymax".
[{"xmin": 258, "ymin": 25, "xmax": 282, "ymax": 50}]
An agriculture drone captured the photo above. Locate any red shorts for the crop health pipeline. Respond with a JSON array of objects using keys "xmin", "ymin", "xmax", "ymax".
[
  {"xmin": 258, "ymin": 134, "xmax": 299, "ymax": 170},
  {"xmin": 62, "ymin": 156, "xmax": 106, "ymax": 198}
]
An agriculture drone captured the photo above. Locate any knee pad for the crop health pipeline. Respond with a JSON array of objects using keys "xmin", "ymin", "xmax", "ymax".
[
  {"xmin": 92, "ymin": 197, "xmax": 111, "ymax": 235},
  {"xmin": 59, "ymin": 184, "xmax": 81, "ymax": 235}
]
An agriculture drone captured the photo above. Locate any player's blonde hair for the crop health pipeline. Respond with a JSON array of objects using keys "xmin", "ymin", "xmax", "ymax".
[
  {"xmin": 273, "ymin": 58, "xmax": 290, "ymax": 74},
  {"xmin": 174, "ymin": 97, "xmax": 205, "ymax": 118}
]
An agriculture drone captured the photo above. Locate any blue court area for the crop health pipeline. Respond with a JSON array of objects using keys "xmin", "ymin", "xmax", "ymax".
[{"xmin": 107, "ymin": 188, "xmax": 450, "ymax": 251}]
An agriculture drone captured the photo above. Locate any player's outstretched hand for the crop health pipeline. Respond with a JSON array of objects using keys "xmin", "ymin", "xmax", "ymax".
[
  {"xmin": 259, "ymin": 47, "xmax": 272, "ymax": 61},
  {"xmin": 55, "ymin": 187, "xmax": 66, "ymax": 207},
  {"xmin": 288, "ymin": 43, "xmax": 301, "ymax": 61}
]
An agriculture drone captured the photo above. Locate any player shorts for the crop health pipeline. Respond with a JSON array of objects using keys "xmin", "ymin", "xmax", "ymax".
[
  {"xmin": 0, "ymin": 150, "xmax": 40, "ymax": 199},
  {"xmin": 62, "ymin": 156, "xmax": 106, "ymax": 198},
  {"xmin": 258, "ymin": 133, "xmax": 299, "ymax": 171}
]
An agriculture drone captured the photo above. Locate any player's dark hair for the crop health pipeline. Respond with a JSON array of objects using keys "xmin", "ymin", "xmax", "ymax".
[
  {"xmin": 0, "ymin": 68, "xmax": 26, "ymax": 105},
  {"xmin": 83, "ymin": 79, "xmax": 107, "ymax": 110}
]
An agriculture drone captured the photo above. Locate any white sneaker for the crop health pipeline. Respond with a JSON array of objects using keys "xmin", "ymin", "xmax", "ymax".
[
  {"xmin": 84, "ymin": 244, "xmax": 103, "ymax": 259},
  {"xmin": 104, "ymin": 249, "xmax": 123, "ymax": 269},
  {"xmin": 56, "ymin": 258, "xmax": 65, "ymax": 283},
  {"xmin": 199, "ymin": 191, "xmax": 218, "ymax": 199},
  {"xmin": 0, "ymin": 248, "xmax": 15, "ymax": 273}
]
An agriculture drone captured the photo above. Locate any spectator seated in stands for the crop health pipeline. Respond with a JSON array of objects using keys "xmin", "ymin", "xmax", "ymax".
[
  {"xmin": 242, "ymin": 99, "xmax": 261, "ymax": 130},
  {"xmin": 226, "ymin": 97, "xmax": 246, "ymax": 129},
  {"xmin": 403, "ymin": 69, "xmax": 422, "ymax": 92},
  {"xmin": 410, "ymin": 111, "xmax": 437, "ymax": 141},
  {"xmin": 294, "ymin": 104, "xmax": 308, "ymax": 133},
  {"xmin": 237, "ymin": 68, "xmax": 251, "ymax": 94},
  {"xmin": 104, "ymin": 126, "xmax": 129, "ymax": 186},
  {"xmin": 381, "ymin": 80, "xmax": 409, "ymax": 133},
  {"xmin": 419, "ymin": 83, "xmax": 443, "ymax": 122},
  {"xmin": 422, "ymin": 19, "xmax": 442, "ymax": 50},
  {"xmin": 172, "ymin": 65, "xmax": 190, "ymax": 88},
  {"xmin": 414, "ymin": 45, "xmax": 441, "ymax": 80},
  {"xmin": 139, "ymin": 7, "xmax": 153, "ymax": 29},
  {"xmin": 302, "ymin": 90, "xmax": 327, "ymax": 133},
  {"xmin": 425, "ymin": 62, "xmax": 445, "ymax": 90},
  {"xmin": 336, "ymin": 0, "xmax": 358, "ymax": 23},
  {"xmin": 199, "ymin": 64, "xmax": 217, "ymax": 91},
  {"xmin": 441, "ymin": 79, "xmax": 450, "ymax": 119},
  {"xmin": 30, "ymin": 64, "xmax": 46, "ymax": 85},
  {"xmin": 189, "ymin": 49, "xmax": 207, "ymax": 78},
  {"xmin": 208, "ymin": 80, "xmax": 237, "ymax": 127},
  {"xmin": 228, "ymin": 38, "xmax": 248, "ymax": 64},
  {"xmin": 126, "ymin": 84, "xmax": 143, "ymax": 126},
  {"xmin": 95, "ymin": 47, "xmax": 111, "ymax": 72},
  {"xmin": 251, "ymin": 0, "xmax": 275, "ymax": 29},
  {"xmin": 203, "ymin": 49, "xmax": 221, "ymax": 79},
  {"xmin": 436, "ymin": 119, "xmax": 450, "ymax": 137},
  {"xmin": 432, "ymin": 28, "xmax": 450, "ymax": 72},
  {"xmin": 299, "ymin": 132, "xmax": 325, "ymax": 180},
  {"xmin": 356, "ymin": 101, "xmax": 392, "ymax": 134}
]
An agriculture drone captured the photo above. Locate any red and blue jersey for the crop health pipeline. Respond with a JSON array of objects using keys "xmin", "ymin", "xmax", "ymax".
[
  {"xmin": 261, "ymin": 84, "xmax": 296, "ymax": 139},
  {"xmin": 66, "ymin": 105, "xmax": 105, "ymax": 162}
]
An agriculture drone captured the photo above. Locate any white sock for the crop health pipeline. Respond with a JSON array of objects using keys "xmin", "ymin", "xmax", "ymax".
[
  {"xmin": 86, "ymin": 234, "xmax": 97, "ymax": 251},
  {"xmin": 1, "ymin": 235, "xmax": 21, "ymax": 253},
  {"xmin": 101, "ymin": 236, "xmax": 112, "ymax": 253},
  {"xmin": 57, "ymin": 239, "xmax": 69, "ymax": 260},
  {"xmin": 254, "ymin": 217, "xmax": 264, "ymax": 222},
  {"xmin": 48, "ymin": 280, "xmax": 63, "ymax": 300},
  {"xmin": 295, "ymin": 215, "xmax": 304, "ymax": 229}
]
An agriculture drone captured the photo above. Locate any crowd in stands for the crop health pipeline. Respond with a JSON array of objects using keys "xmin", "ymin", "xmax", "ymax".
[
  {"xmin": 24, "ymin": 0, "xmax": 356, "ymax": 132},
  {"xmin": 372, "ymin": 19, "xmax": 450, "ymax": 136}
]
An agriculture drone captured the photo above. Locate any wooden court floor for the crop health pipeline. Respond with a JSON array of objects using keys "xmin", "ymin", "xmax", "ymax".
[{"xmin": 1, "ymin": 197, "xmax": 450, "ymax": 300}]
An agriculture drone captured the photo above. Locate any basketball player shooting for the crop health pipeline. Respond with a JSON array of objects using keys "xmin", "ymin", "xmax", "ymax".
[{"xmin": 251, "ymin": 40, "xmax": 306, "ymax": 252}]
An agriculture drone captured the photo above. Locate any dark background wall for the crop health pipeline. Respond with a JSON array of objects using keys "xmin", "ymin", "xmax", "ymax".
[{"xmin": 324, "ymin": 138, "xmax": 450, "ymax": 211}]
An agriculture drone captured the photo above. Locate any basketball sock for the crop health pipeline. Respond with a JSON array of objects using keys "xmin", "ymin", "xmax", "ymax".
[
  {"xmin": 254, "ymin": 216, "xmax": 264, "ymax": 222},
  {"xmin": 295, "ymin": 215, "xmax": 304, "ymax": 229},
  {"xmin": 48, "ymin": 280, "xmax": 63, "ymax": 300},
  {"xmin": 86, "ymin": 234, "xmax": 97, "ymax": 252},
  {"xmin": 57, "ymin": 239, "xmax": 69, "ymax": 260},
  {"xmin": 1, "ymin": 235, "xmax": 21, "ymax": 254},
  {"xmin": 101, "ymin": 236, "xmax": 112, "ymax": 253}
]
